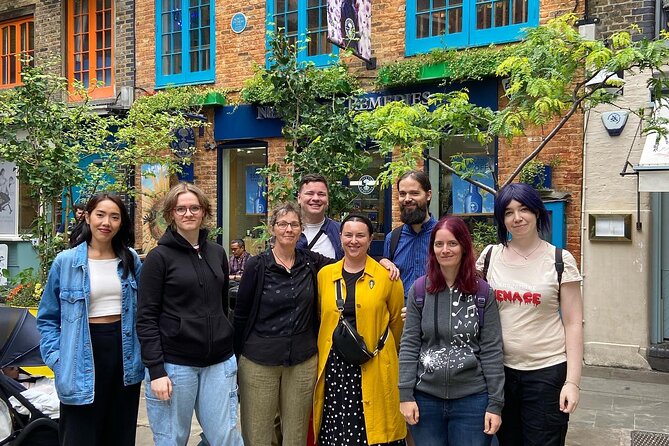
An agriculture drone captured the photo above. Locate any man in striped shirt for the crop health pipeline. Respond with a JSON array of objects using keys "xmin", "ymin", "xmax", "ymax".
[{"xmin": 383, "ymin": 170, "xmax": 437, "ymax": 301}]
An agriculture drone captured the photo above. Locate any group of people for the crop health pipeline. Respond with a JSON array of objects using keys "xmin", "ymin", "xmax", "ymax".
[{"xmin": 35, "ymin": 170, "xmax": 583, "ymax": 446}]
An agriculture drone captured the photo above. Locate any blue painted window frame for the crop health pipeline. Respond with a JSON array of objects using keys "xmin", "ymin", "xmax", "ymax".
[
  {"xmin": 405, "ymin": 0, "xmax": 539, "ymax": 56},
  {"xmin": 155, "ymin": 0, "xmax": 215, "ymax": 87},
  {"xmin": 266, "ymin": 0, "xmax": 338, "ymax": 67}
]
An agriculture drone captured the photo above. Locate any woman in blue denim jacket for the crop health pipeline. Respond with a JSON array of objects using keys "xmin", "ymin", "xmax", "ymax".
[{"xmin": 37, "ymin": 194, "xmax": 143, "ymax": 446}]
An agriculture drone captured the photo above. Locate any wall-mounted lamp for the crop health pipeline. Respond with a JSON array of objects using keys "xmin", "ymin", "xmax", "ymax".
[
  {"xmin": 585, "ymin": 69, "xmax": 625, "ymax": 95},
  {"xmin": 601, "ymin": 110, "xmax": 629, "ymax": 136}
]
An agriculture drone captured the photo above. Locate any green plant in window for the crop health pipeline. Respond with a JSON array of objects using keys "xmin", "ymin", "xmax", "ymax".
[{"xmin": 519, "ymin": 159, "xmax": 548, "ymax": 189}]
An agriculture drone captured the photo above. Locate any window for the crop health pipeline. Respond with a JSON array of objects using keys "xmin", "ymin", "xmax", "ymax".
[
  {"xmin": 156, "ymin": 0, "xmax": 215, "ymax": 87},
  {"xmin": 0, "ymin": 161, "xmax": 36, "ymax": 236},
  {"xmin": 67, "ymin": 0, "xmax": 114, "ymax": 98},
  {"xmin": 266, "ymin": 0, "xmax": 337, "ymax": 66},
  {"xmin": 0, "ymin": 16, "xmax": 34, "ymax": 89},
  {"xmin": 406, "ymin": 0, "xmax": 538, "ymax": 56}
]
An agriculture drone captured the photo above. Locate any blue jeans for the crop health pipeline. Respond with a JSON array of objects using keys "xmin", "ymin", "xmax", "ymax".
[
  {"xmin": 144, "ymin": 357, "xmax": 243, "ymax": 446},
  {"xmin": 409, "ymin": 390, "xmax": 492, "ymax": 446}
]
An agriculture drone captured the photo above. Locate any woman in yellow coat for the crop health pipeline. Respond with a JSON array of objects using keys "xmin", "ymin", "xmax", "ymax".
[{"xmin": 314, "ymin": 214, "xmax": 406, "ymax": 445}]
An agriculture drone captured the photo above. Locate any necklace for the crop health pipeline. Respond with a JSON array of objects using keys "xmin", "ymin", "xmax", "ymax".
[
  {"xmin": 272, "ymin": 249, "xmax": 295, "ymax": 273},
  {"xmin": 508, "ymin": 240, "xmax": 543, "ymax": 260}
]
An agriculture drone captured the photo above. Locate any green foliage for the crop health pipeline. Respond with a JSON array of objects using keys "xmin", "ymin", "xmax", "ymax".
[
  {"xmin": 519, "ymin": 159, "xmax": 549, "ymax": 190},
  {"xmin": 360, "ymin": 14, "xmax": 669, "ymax": 193},
  {"xmin": 241, "ymin": 32, "xmax": 370, "ymax": 218},
  {"xmin": 376, "ymin": 46, "xmax": 515, "ymax": 88},
  {"xmin": 0, "ymin": 61, "xmax": 214, "ymax": 287},
  {"xmin": 471, "ymin": 221, "xmax": 497, "ymax": 256}
]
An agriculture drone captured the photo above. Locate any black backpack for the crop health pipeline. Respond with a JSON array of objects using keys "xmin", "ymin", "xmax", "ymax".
[{"xmin": 388, "ymin": 226, "xmax": 403, "ymax": 261}]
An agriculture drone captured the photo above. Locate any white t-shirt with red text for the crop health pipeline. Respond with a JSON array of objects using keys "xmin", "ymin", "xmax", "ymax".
[{"xmin": 476, "ymin": 242, "xmax": 582, "ymax": 371}]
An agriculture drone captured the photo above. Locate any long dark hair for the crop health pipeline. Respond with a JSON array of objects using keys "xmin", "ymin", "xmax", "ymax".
[
  {"xmin": 70, "ymin": 193, "xmax": 136, "ymax": 279},
  {"xmin": 426, "ymin": 216, "xmax": 478, "ymax": 295}
]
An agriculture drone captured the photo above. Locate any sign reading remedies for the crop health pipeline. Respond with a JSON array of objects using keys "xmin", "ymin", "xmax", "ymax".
[{"xmin": 256, "ymin": 90, "xmax": 433, "ymax": 119}]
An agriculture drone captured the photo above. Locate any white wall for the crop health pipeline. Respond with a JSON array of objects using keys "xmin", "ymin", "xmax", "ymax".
[{"xmin": 582, "ymin": 72, "xmax": 653, "ymax": 369}]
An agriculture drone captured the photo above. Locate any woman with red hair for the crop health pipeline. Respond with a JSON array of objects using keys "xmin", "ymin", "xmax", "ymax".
[{"xmin": 398, "ymin": 216, "xmax": 504, "ymax": 446}]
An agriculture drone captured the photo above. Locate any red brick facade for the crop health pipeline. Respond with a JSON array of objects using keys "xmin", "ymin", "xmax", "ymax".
[{"xmin": 134, "ymin": 0, "xmax": 585, "ymax": 257}]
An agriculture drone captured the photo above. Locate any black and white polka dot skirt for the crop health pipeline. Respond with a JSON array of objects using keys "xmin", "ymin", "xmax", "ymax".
[{"xmin": 318, "ymin": 348, "xmax": 405, "ymax": 446}]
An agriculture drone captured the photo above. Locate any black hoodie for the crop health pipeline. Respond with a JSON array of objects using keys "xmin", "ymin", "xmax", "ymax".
[{"xmin": 137, "ymin": 228, "xmax": 233, "ymax": 380}]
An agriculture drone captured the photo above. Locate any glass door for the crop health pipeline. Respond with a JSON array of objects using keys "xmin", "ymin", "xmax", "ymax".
[{"xmin": 220, "ymin": 145, "xmax": 268, "ymax": 255}]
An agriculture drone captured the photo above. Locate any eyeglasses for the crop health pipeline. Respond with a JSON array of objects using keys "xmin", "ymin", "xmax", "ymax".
[
  {"xmin": 275, "ymin": 221, "xmax": 301, "ymax": 230},
  {"xmin": 174, "ymin": 205, "xmax": 203, "ymax": 216}
]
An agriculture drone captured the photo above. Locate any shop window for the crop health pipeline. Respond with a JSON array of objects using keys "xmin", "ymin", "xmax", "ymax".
[
  {"xmin": 156, "ymin": 0, "xmax": 215, "ymax": 87},
  {"xmin": 428, "ymin": 137, "xmax": 496, "ymax": 217},
  {"xmin": 220, "ymin": 146, "xmax": 268, "ymax": 256},
  {"xmin": 0, "ymin": 161, "xmax": 36, "ymax": 236},
  {"xmin": 67, "ymin": 0, "xmax": 114, "ymax": 98},
  {"xmin": 347, "ymin": 157, "xmax": 389, "ymax": 256},
  {"xmin": 0, "ymin": 16, "xmax": 34, "ymax": 89},
  {"xmin": 405, "ymin": 0, "xmax": 538, "ymax": 56},
  {"xmin": 266, "ymin": 0, "xmax": 338, "ymax": 66}
]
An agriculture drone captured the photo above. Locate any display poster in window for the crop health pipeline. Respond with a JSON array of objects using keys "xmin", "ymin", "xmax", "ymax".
[
  {"xmin": 140, "ymin": 164, "xmax": 170, "ymax": 253},
  {"xmin": 0, "ymin": 162, "xmax": 17, "ymax": 235},
  {"xmin": 245, "ymin": 166, "xmax": 267, "ymax": 215},
  {"xmin": 451, "ymin": 156, "xmax": 495, "ymax": 214},
  {"xmin": 327, "ymin": 0, "xmax": 372, "ymax": 61}
]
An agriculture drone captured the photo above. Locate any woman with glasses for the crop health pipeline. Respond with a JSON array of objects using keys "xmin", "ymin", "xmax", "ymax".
[
  {"xmin": 233, "ymin": 201, "xmax": 334, "ymax": 445},
  {"xmin": 137, "ymin": 182, "xmax": 243, "ymax": 446}
]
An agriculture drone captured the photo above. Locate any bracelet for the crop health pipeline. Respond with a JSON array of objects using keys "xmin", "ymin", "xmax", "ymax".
[{"xmin": 563, "ymin": 380, "xmax": 581, "ymax": 390}]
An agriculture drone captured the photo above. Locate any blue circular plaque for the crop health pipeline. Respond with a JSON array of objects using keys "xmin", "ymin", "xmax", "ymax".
[{"xmin": 231, "ymin": 12, "xmax": 247, "ymax": 34}]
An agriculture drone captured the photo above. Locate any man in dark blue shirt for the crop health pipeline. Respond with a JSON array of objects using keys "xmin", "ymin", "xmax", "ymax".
[{"xmin": 383, "ymin": 170, "xmax": 437, "ymax": 300}]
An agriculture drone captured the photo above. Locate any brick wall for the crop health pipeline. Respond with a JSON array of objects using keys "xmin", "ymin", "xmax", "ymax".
[
  {"xmin": 589, "ymin": 0, "xmax": 655, "ymax": 40},
  {"xmin": 2, "ymin": 0, "xmax": 135, "ymax": 92},
  {"xmin": 134, "ymin": 0, "xmax": 586, "ymax": 258}
]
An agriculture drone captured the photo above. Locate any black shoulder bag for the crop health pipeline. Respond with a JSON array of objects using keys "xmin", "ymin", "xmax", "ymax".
[{"xmin": 331, "ymin": 279, "xmax": 389, "ymax": 365}]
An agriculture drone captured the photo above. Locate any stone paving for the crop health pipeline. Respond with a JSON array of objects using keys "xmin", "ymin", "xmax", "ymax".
[{"xmin": 135, "ymin": 365, "xmax": 669, "ymax": 446}]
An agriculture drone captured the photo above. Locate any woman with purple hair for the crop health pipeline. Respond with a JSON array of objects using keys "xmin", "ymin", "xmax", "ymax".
[
  {"xmin": 477, "ymin": 183, "xmax": 583, "ymax": 446},
  {"xmin": 399, "ymin": 216, "xmax": 504, "ymax": 446}
]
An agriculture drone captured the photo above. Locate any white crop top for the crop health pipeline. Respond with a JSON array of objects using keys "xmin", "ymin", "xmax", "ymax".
[{"xmin": 88, "ymin": 258, "xmax": 122, "ymax": 318}]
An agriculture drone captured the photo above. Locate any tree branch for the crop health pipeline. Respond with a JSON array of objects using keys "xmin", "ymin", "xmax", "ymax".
[{"xmin": 425, "ymin": 153, "xmax": 497, "ymax": 195}]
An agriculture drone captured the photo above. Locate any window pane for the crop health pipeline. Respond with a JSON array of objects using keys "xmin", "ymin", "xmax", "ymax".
[
  {"xmin": 417, "ymin": 0, "xmax": 429, "ymax": 12},
  {"xmin": 173, "ymin": 53, "xmax": 182, "ymax": 74},
  {"xmin": 448, "ymin": 7, "xmax": 462, "ymax": 33},
  {"xmin": 162, "ymin": 55, "xmax": 171, "ymax": 75},
  {"xmin": 276, "ymin": 0, "xmax": 286, "ymax": 13},
  {"xmin": 431, "ymin": 11, "xmax": 445, "ymax": 36},
  {"xmin": 190, "ymin": 29, "xmax": 200, "ymax": 49},
  {"xmin": 495, "ymin": 0, "xmax": 510, "ymax": 27},
  {"xmin": 477, "ymin": 2, "xmax": 492, "ymax": 29},
  {"xmin": 287, "ymin": 12, "xmax": 297, "ymax": 35},
  {"xmin": 8, "ymin": 26, "xmax": 15, "ymax": 54},
  {"xmin": 416, "ymin": 13, "xmax": 429, "ymax": 38},
  {"xmin": 307, "ymin": 7, "xmax": 319, "ymax": 29},
  {"xmin": 513, "ymin": 0, "xmax": 528, "ymax": 23},
  {"xmin": 434, "ymin": 0, "xmax": 445, "ymax": 9},
  {"xmin": 287, "ymin": 0, "xmax": 297, "ymax": 11}
]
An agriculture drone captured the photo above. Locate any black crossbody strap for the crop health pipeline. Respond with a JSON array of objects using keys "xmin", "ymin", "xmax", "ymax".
[
  {"xmin": 307, "ymin": 229, "xmax": 326, "ymax": 250},
  {"xmin": 335, "ymin": 279, "xmax": 345, "ymax": 312},
  {"xmin": 335, "ymin": 278, "xmax": 390, "ymax": 354}
]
